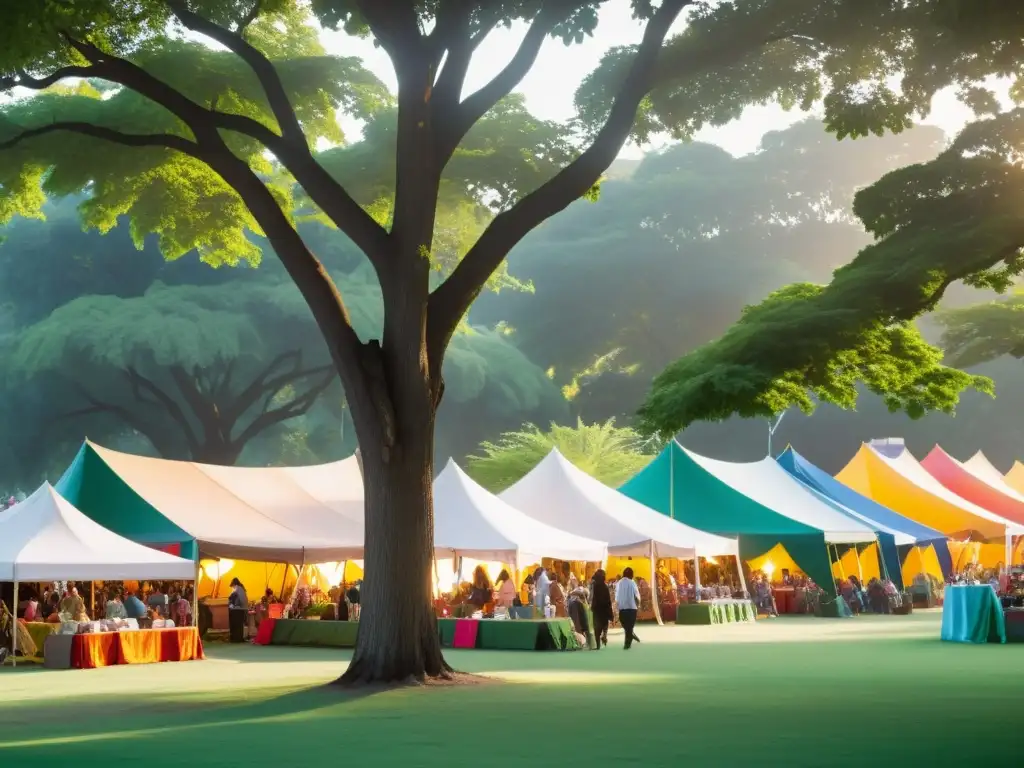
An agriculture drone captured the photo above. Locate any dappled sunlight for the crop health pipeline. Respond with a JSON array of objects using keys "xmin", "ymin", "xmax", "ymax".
[{"xmin": 487, "ymin": 669, "xmax": 680, "ymax": 685}]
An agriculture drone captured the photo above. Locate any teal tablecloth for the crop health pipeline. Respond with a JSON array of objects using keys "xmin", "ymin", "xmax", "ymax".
[{"xmin": 941, "ymin": 585, "xmax": 1006, "ymax": 644}]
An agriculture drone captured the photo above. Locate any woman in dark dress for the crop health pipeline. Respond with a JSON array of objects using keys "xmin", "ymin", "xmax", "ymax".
[{"xmin": 589, "ymin": 569, "xmax": 613, "ymax": 650}]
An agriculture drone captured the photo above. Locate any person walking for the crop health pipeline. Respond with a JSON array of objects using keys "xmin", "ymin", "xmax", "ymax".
[
  {"xmin": 590, "ymin": 569, "xmax": 613, "ymax": 649},
  {"xmin": 615, "ymin": 567, "xmax": 642, "ymax": 650}
]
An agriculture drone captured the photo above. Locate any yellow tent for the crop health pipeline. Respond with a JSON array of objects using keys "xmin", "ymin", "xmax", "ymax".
[{"xmin": 836, "ymin": 443, "xmax": 1017, "ymax": 541}]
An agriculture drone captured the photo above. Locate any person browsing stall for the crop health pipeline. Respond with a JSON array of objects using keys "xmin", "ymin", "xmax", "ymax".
[{"xmin": 124, "ymin": 590, "xmax": 148, "ymax": 620}]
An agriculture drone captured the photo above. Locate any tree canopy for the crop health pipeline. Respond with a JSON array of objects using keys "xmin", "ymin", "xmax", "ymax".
[{"xmin": 466, "ymin": 418, "xmax": 653, "ymax": 492}]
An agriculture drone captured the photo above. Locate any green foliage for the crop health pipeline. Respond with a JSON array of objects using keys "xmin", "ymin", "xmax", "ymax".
[
  {"xmin": 466, "ymin": 418, "xmax": 653, "ymax": 492},
  {"xmin": 577, "ymin": 0, "xmax": 1024, "ymax": 143},
  {"xmin": 937, "ymin": 292, "xmax": 1024, "ymax": 369},
  {"xmin": 637, "ymin": 108, "xmax": 1024, "ymax": 437},
  {"xmin": 0, "ymin": 7, "xmax": 392, "ymax": 266}
]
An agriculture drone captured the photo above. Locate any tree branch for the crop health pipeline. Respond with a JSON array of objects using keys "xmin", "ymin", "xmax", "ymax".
[
  {"xmin": 427, "ymin": 0, "xmax": 691, "ymax": 356},
  {"xmin": 232, "ymin": 367, "xmax": 336, "ymax": 449},
  {"xmin": 435, "ymin": 2, "xmax": 564, "ymax": 161},
  {"xmin": 168, "ymin": 365, "xmax": 223, "ymax": 439},
  {"xmin": 156, "ymin": 6, "xmax": 392, "ymax": 263},
  {"xmin": 0, "ymin": 121, "xmax": 200, "ymax": 155},
  {"xmin": 60, "ymin": 383, "xmax": 178, "ymax": 459},
  {"xmin": 354, "ymin": 0, "xmax": 425, "ymax": 63},
  {"xmin": 221, "ymin": 350, "xmax": 304, "ymax": 424},
  {"xmin": 166, "ymin": 0, "xmax": 304, "ymax": 144},
  {"xmin": 0, "ymin": 65, "xmax": 95, "ymax": 91},
  {"xmin": 125, "ymin": 366, "xmax": 202, "ymax": 456},
  {"xmin": 430, "ymin": 0, "xmax": 480, "ymax": 109}
]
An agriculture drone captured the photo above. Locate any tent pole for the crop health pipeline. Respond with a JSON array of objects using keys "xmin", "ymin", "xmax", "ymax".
[
  {"xmin": 650, "ymin": 541, "xmax": 663, "ymax": 626},
  {"xmin": 1006, "ymin": 533, "xmax": 1012, "ymax": 576},
  {"xmin": 736, "ymin": 553, "xmax": 750, "ymax": 599},
  {"xmin": 856, "ymin": 545, "xmax": 863, "ymax": 582},
  {"xmin": 11, "ymin": 578, "xmax": 18, "ymax": 667},
  {"xmin": 192, "ymin": 546, "xmax": 199, "ymax": 629},
  {"xmin": 693, "ymin": 547, "xmax": 701, "ymax": 603}
]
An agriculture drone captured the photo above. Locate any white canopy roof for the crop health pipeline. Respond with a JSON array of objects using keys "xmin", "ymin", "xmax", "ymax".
[
  {"xmin": 500, "ymin": 449, "xmax": 738, "ymax": 558},
  {"xmin": 685, "ymin": 451, "xmax": 878, "ymax": 545},
  {"xmin": 433, "ymin": 460, "xmax": 607, "ymax": 565},
  {"xmin": 0, "ymin": 484, "xmax": 196, "ymax": 582},
  {"xmin": 86, "ymin": 443, "xmax": 365, "ymax": 562}
]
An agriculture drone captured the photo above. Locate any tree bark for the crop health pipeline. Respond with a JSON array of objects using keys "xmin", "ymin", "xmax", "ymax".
[{"xmin": 338, "ymin": 378, "xmax": 450, "ymax": 685}]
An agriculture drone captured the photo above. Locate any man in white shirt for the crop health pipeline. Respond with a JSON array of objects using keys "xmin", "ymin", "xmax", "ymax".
[
  {"xmin": 534, "ymin": 567, "xmax": 551, "ymax": 611},
  {"xmin": 614, "ymin": 567, "xmax": 642, "ymax": 649}
]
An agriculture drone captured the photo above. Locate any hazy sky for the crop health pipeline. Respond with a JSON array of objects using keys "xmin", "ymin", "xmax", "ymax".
[{"xmin": 322, "ymin": 0, "xmax": 981, "ymax": 158}]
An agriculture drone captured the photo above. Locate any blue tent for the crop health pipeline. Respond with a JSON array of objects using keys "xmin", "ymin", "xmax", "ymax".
[{"xmin": 777, "ymin": 447, "xmax": 952, "ymax": 583}]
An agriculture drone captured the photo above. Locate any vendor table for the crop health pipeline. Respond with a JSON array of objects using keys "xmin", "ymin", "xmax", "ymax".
[
  {"xmin": 70, "ymin": 628, "xmax": 205, "ymax": 669},
  {"xmin": 437, "ymin": 618, "xmax": 581, "ymax": 651},
  {"xmin": 675, "ymin": 600, "xmax": 757, "ymax": 626},
  {"xmin": 941, "ymin": 585, "xmax": 1006, "ymax": 644},
  {"xmin": 255, "ymin": 619, "xmax": 359, "ymax": 648}
]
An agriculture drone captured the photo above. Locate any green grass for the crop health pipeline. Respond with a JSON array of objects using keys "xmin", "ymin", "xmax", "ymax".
[{"xmin": 0, "ymin": 611, "xmax": 1018, "ymax": 767}]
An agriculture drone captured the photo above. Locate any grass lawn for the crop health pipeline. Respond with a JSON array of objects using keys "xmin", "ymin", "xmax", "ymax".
[{"xmin": 0, "ymin": 611, "xmax": 1017, "ymax": 767}]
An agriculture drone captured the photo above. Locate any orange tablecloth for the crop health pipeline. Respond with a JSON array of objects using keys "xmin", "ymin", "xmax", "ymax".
[{"xmin": 71, "ymin": 628, "xmax": 204, "ymax": 669}]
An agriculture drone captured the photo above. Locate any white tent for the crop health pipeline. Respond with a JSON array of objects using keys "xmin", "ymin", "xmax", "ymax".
[
  {"xmin": 500, "ymin": 448, "xmax": 739, "ymax": 559},
  {"xmin": 685, "ymin": 452, "xmax": 878, "ymax": 545},
  {"xmin": 433, "ymin": 459, "xmax": 607, "ymax": 568},
  {"xmin": 0, "ymin": 483, "xmax": 196, "ymax": 582}
]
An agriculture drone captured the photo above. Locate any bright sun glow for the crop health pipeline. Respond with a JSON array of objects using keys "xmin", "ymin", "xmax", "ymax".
[{"xmin": 763, "ymin": 561, "xmax": 776, "ymax": 579}]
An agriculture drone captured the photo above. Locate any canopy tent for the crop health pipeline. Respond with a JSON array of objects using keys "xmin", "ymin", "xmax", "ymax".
[
  {"xmin": 502, "ymin": 448, "xmax": 739, "ymax": 624},
  {"xmin": 56, "ymin": 441, "xmax": 365, "ymax": 564},
  {"xmin": 500, "ymin": 448, "xmax": 739, "ymax": 560},
  {"xmin": 620, "ymin": 441, "xmax": 875, "ymax": 593},
  {"xmin": 1005, "ymin": 461, "xmax": 1024, "ymax": 495},
  {"xmin": 836, "ymin": 440, "xmax": 1024, "ymax": 547},
  {"xmin": 777, "ymin": 447, "xmax": 952, "ymax": 584},
  {"xmin": 0, "ymin": 483, "xmax": 196, "ymax": 582},
  {"xmin": 433, "ymin": 459, "xmax": 607, "ymax": 568}
]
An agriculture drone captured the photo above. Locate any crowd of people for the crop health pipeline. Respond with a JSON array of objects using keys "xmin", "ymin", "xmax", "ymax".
[{"xmin": 461, "ymin": 564, "xmax": 645, "ymax": 650}]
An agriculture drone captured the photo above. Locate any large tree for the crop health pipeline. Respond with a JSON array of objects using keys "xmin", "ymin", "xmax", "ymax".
[
  {"xmin": 1, "ymin": 0, "xmax": 1015, "ymax": 683},
  {"xmin": 937, "ymin": 292, "xmax": 1024, "ymax": 369}
]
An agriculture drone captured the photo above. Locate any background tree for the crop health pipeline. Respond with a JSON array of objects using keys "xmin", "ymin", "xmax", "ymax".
[
  {"xmin": 466, "ymin": 418, "xmax": 653, "ymax": 492},
  {"xmin": 473, "ymin": 119, "xmax": 947, "ymax": 422},
  {"xmin": 638, "ymin": 107, "xmax": 1024, "ymax": 441},
  {"xmin": 1, "ymin": 0, "xmax": 1017, "ymax": 683},
  {"xmin": 937, "ymin": 293, "xmax": 1024, "ymax": 369}
]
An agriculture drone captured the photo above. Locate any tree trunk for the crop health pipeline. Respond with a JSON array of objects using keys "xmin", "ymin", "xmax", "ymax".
[{"xmin": 337, "ymin": 395, "xmax": 449, "ymax": 685}]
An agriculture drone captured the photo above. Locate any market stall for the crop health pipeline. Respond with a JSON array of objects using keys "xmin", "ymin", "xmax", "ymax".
[
  {"xmin": 0, "ymin": 483, "xmax": 199, "ymax": 668},
  {"xmin": 433, "ymin": 459, "xmax": 607, "ymax": 580},
  {"xmin": 502, "ymin": 448, "xmax": 740, "ymax": 624}
]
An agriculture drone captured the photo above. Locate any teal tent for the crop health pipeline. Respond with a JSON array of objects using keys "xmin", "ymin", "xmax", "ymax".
[
  {"xmin": 56, "ymin": 441, "xmax": 365, "ymax": 563},
  {"xmin": 619, "ymin": 442, "xmax": 859, "ymax": 594}
]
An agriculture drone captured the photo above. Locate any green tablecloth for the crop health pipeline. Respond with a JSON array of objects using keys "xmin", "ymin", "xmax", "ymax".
[
  {"xmin": 437, "ymin": 618, "xmax": 581, "ymax": 650},
  {"xmin": 941, "ymin": 585, "xmax": 1006, "ymax": 644},
  {"xmin": 270, "ymin": 619, "xmax": 359, "ymax": 648},
  {"xmin": 675, "ymin": 600, "xmax": 757, "ymax": 625}
]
